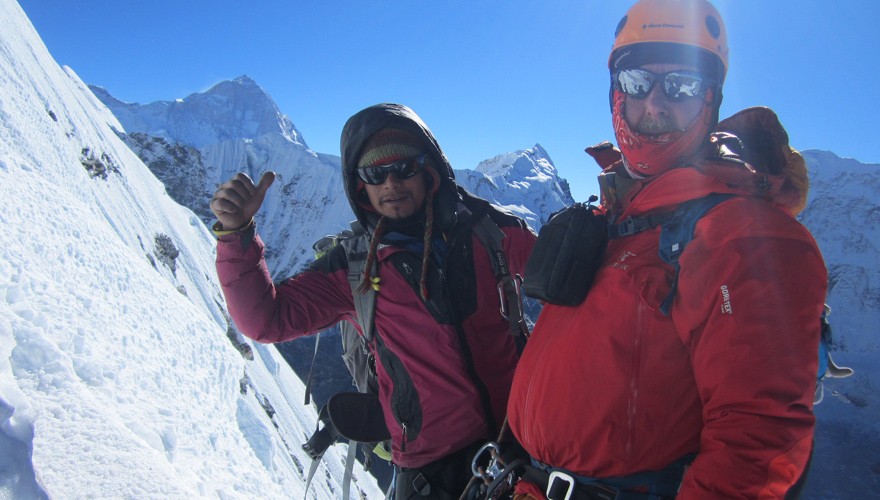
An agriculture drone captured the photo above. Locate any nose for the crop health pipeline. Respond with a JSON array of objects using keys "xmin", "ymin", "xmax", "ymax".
[
  {"xmin": 379, "ymin": 172, "xmax": 403, "ymax": 188},
  {"xmin": 642, "ymin": 84, "xmax": 670, "ymax": 116}
]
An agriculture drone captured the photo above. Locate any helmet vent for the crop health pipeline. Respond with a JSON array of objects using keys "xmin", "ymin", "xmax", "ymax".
[
  {"xmin": 615, "ymin": 15, "xmax": 629, "ymax": 38},
  {"xmin": 705, "ymin": 15, "xmax": 721, "ymax": 39}
]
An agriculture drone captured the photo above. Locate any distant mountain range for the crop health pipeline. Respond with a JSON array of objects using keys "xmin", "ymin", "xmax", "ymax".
[
  {"xmin": 92, "ymin": 76, "xmax": 880, "ymax": 499},
  {"xmin": 92, "ymin": 77, "xmax": 573, "ymax": 280}
]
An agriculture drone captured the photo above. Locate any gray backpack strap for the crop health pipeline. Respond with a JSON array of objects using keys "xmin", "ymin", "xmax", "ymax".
[
  {"xmin": 339, "ymin": 222, "xmax": 380, "ymax": 395},
  {"xmin": 333, "ymin": 261, "xmax": 385, "ymax": 500},
  {"xmin": 471, "ymin": 213, "xmax": 529, "ymax": 341},
  {"xmin": 342, "ymin": 221, "xmax": 377, "ymax": 344},
  {"xmin": 303, "ymin": 222, "xmax": 381, "ymax": 499}
]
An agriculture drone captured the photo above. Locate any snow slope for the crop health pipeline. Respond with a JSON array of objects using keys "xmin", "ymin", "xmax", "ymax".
[
  {"xmin": 0, "ymin": 0, "xmax": 381, "ymax": 497},
  {"xmin": 91, "ymin": 77, "xmax": 353, "ymax": 281}
]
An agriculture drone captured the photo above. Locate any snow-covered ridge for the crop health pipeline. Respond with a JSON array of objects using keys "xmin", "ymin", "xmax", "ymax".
[
  {"xmin": 91, "ymin": 75, "xmax": 306, "ymax": 150},
  {"xmin": 0, "ymin": 0, "xmax": 381, "ymax": 497},
  {"xmin": 92, "ymin": 79, "xmax": 576, "ymax": 278},
  {"xmin": 459, "ymin": 144, "xmax": 574, "ymax": 229}
]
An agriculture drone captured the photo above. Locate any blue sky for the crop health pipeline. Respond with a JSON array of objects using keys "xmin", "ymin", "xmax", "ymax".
[{"xmin": 17, "ymin": 0, "xmax": 880, "ymax": 201}]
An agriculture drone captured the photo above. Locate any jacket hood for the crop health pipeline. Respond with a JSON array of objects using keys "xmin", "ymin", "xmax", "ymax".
[
  {"xmin": 591, "ymin": 107, "xmax": 809, "ymax": 218},
  {"xmin": 340, "ymin": 103, "xmax": 460, "ymax": 232}
]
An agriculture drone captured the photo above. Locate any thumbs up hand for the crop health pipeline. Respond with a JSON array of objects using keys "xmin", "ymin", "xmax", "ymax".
[{"xmin": 210, "ymin": 171, "xmax": 276, "ymax": 230}]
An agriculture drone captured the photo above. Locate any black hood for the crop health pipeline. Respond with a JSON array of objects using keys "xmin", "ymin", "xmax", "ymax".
[{"xmin": 340, "ymin": 103, "xmax": 460, "ymax": 232}]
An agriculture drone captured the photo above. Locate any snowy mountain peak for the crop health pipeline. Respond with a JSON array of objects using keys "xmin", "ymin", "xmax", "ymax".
[
  {"xmin": 232, "ymin": 74, "xmax": 258, "ymax": 86},
  {"xmin": 802, "ymin": 149, "xmax": 880, "ymax": 171},
  {"xmin": 458, "ymin": 145, "xmax": 574, "ymax": 229},
  {"xmin": 476, "ymin": 143, "xmax": 552, "ymax": 176},
  {"xmin": 91, "ymin": 75, "xmax": 306, "ymax": 150},
  {"xmin": 200, "ymin": 75, "xmax": 267, "ymax": 106}
]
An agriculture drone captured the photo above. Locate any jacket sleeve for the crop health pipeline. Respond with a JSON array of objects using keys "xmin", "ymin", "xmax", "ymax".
[
  {"xmin": 215, "ymin": 226, "xmax": 355, "ymax": 344},
  {"xmin": 673, "ymin": 198, "xmax": 827, "ymax": 499}
]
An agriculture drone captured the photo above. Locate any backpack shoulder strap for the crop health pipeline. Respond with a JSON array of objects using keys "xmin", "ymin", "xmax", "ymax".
[
  {"xmin": 341, "ymin": 221, "xmax": 377, "ymax": 343},
  {"xmin": 608, "ymin": 193, "xmax": 734, "ymax": 314},
  {"xmin": 612, "ymin": 193, "xmax": 854, "ymax": 406},
  {"xmin": 303, "ymin": 221, "xmax": 374, "ymax": 406},
  {"xmin": 656, "ymin": 193, "xmax": 734, "ymax": 315},
  {"xmin": 303, "ymin": 222, "xmax": 383, "ymax": 499},
  {"xmin": 471, "ymin": 212, "xmax": 530, "ymax": 343}
]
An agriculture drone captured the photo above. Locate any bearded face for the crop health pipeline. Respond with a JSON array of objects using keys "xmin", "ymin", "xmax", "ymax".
[{"xmin": 612, "ymin": 63, "xmax": 715, "ymax": 177}]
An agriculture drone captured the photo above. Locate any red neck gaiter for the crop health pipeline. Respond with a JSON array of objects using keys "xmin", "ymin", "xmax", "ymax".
[{"xmin": 612, "ymin": 89, "xmax": 714, "ymax": 178}]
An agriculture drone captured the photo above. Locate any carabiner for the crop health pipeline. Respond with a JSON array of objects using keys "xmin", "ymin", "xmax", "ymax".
[
  {"xmin": 471, "ymin": 442, "xmax": 504, "ymax": 480},
  {"xmin": 498, "ymin": 274, "xmax": 525, "ymax": 323}
]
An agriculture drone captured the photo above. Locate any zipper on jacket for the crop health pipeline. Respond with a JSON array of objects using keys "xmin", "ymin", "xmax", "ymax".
[
  {"xmin": 401, "ymin": 421, "xmax": 408, "ymax": 452},
  {"xmin": 383, "ymin": 343, "xmax": 418, "ymax": 453},
  {"xmin": 626, "ymin": 284, "xmax": 649, "ymax": 459},
  {"xmin": 443, "ymin": 234, "xmax": 498, "ymax": 439}
]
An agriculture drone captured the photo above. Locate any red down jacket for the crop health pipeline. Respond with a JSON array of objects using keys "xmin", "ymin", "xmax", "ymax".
[
  {"xmin": 508, "ymin": 110, "xmax": 827, "ymax": 499},
  {"xmin": 217, "ymin": 199, "xmax": 534, "ymax": 468}
]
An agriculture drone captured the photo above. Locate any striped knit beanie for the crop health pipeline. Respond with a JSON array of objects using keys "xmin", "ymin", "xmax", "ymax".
[{"xmin": 357, "ymin": 128, "xmax": 424, "ymax": 168}]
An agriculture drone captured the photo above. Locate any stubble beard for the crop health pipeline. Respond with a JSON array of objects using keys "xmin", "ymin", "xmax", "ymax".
[{"xmin": 634, "ymin": 116, "xmax": 679, "ymax": 136}]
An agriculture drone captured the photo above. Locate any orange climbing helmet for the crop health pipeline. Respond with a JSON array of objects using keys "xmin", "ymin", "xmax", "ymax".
[{"xmin": 609, "ymin": 0, "xmax": 728, "ymax": 84}]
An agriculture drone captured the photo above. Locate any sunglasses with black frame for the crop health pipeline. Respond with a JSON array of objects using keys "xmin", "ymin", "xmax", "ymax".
[
  {"xmin": 357, "ymin": 153, "xmax": 428, "ymax": 185},
  {"xmin": 613, "ymin": 68, "xmax": 715, "ymax": 101}
]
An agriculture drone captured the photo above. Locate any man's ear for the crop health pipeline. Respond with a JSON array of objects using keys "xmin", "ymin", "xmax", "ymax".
[
  {"xmin": 705, "ymin": 87, "xmax": 723, "ymax": 126},
  {"xmin": 423, "ymin": 165, "xmax": 442, "ymax": 195},
  {"xmin": 356, "ymin": 187, "xmax": 375, "ymax": 212}
]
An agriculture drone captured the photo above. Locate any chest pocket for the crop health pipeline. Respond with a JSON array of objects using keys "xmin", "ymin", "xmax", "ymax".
[
  {"xmin": 606, "ymin": 238, "xmax": 674, "ymax": 314},
  {"xmin": 635, "ymin": 264, "xmax": 676, "ymax": 313},
  {"xmin": 444, "ymin": 237, "xmax": 478, "ymax": 319},
  {"xmin": 390, "ymin": 252, "xmax": 454, "ymax": 325}
]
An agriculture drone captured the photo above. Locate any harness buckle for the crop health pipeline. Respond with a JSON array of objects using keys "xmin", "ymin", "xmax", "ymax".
[
  {"xmin": 546, "ymin": 471, "xmax": 575, "ymax": 500},
  {"xmin": 615, "ymin": 216, "xmax": 637, "ymax": 237}
]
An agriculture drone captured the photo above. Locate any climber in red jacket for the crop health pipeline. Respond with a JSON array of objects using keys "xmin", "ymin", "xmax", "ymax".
[{"xmin": 507, "ymin": 1, "xmax": 826, "ymax": 498}]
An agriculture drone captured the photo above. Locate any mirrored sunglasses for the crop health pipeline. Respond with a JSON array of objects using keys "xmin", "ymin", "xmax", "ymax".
[
  {"xmin": 614, "ymin": 68, "xmax": 714, "ymax": 101},
  {"xmin": 357, "ymin": 153, "xmax": 428, "ymax": 185}
]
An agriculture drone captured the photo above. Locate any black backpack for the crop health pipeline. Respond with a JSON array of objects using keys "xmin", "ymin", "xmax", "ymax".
[{"xmin": 522, "ymin": 195, "xmax": 607, "ymax": 306}]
